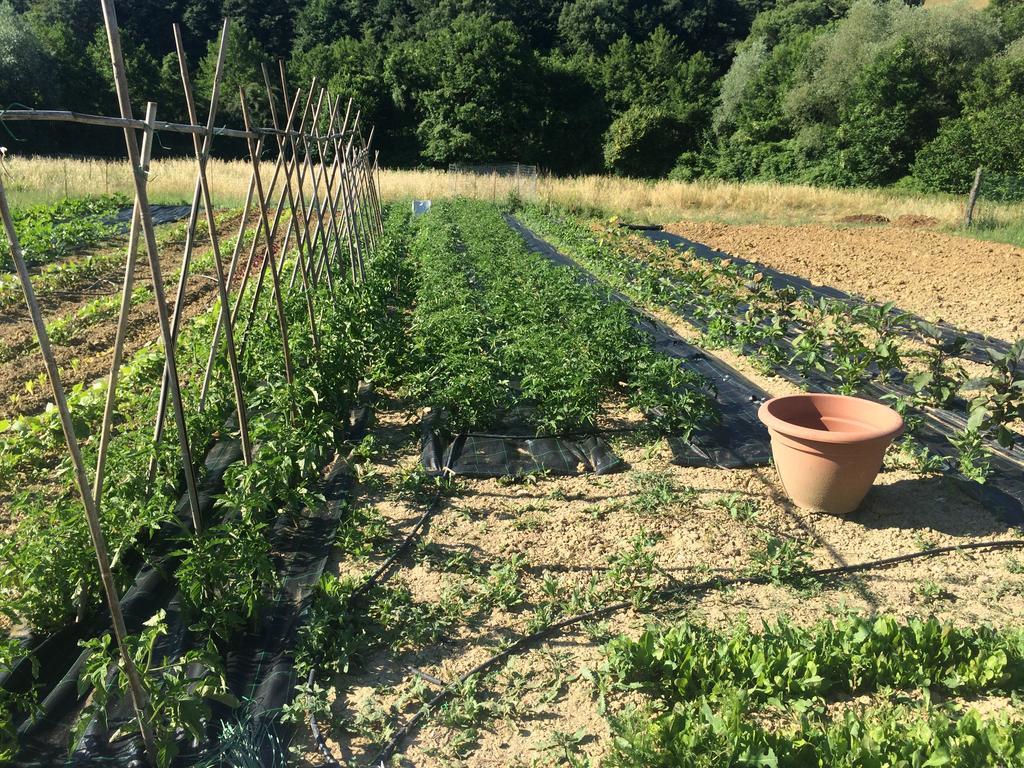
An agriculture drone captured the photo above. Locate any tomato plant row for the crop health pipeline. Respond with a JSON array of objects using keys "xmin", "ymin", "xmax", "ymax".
[
  {"xmin": 0, "ymin": 205, "xmax": 412, "ymax": 763},
  {"xmin": 401, "ymin": 199, "xmax": 719, "ymax": 438}
]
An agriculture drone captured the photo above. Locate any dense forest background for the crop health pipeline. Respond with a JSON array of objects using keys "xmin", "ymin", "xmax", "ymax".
[{"xmin": 1, "ymin": 0, "xmax": 1023, "ymax": 194}]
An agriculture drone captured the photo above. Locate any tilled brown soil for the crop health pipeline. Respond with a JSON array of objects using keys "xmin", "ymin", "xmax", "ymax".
[
  {"xmin": 296, "ymin": 308, "xmax": 1024, "ymax": 767},
  {"xmin": 664, "ymin": 221, "xmax": 1024, "ymax": 342},
  {"xmin": 0, "ymin": 213, "xmax": 247, "ymax": 418}
]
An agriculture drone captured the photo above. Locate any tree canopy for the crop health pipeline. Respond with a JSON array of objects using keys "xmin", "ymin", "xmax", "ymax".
[{"xmin": 0, "ymin": 0, "xmax": 1021, "ymax": 192}]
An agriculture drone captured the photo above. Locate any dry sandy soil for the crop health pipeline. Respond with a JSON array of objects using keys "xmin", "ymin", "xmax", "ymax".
[
  {"xmin": 665, "ymin": 221, "xmax": 1024, "ymax": 342},
  {"xmin": 296, "ymin": 300, "xmax": 1024, "ymax": 767}
]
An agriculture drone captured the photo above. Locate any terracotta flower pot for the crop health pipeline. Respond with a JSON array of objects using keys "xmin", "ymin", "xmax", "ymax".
[{"xmin": 757, "ymin": 393, "xmax": 904, "ymax": 515}]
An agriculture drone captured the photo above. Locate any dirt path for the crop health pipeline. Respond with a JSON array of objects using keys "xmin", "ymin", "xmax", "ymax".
[
  {"xmin": 664, "ymin": 221, "xmax": 1024, "ymax": 342},
  {"xmin": 297, "ymin": 318, "xmax": 1024, "ymax": 766}
]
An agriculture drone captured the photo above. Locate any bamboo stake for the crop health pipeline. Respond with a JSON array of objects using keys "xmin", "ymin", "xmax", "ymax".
[
  {"xmin": 331, "ymin": 99, "xmax": 360, "ymax": 283},
  {"xmin": 174, "ymin": 20, "xmax": 252, "ymax": 465},
  {"xmin": 147, "ymin": 22, "xmax": 236, "ymax": 482},
  {"xmin": 198, "ymin": 164, "xmax": 257, "ymax": 410},
  {"xmin": 93, "ymin": 101, "xmax": 157, "ymax": 505},
  {"xmin": 261, "ymin": 65, "xmax": 321, "ymax": 356},
  {"xmin": 0, "ymin": 176, "xmax": 159, "ymax": 768},
  {"xmin": 237, "ymin": 90, "xmax": 308, "ymax": 352},
  {"xmin": 303, "ymin": 92, "xmax": 346, "ymax": 287},
  {"xmin": 229, "ymin": 91, "xmax": 302, "ymax": 345},
  {"xmin": 238, "ymin": 87, "xmax": 295, "ymax": 393},
  {"xmin": 100, "ymin": 0, "xmax": 201, "ymax": 531},
  {"xmin": 0, "ymin": 108, "xmax": 350, "ymax": 140}
]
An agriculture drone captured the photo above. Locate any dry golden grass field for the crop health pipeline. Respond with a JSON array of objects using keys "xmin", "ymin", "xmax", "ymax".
[{"xmin": 6, "ymin": 155, "xmax": 1024, "ymax": 235}]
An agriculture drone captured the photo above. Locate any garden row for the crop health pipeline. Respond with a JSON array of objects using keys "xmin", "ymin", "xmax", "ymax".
[
  {"xmin": 602, "ymin": 615, "xmax": 1024, "ymax": 766},
  {"xmin": 515, "ymin": 204, "xmax": 1024, "ymax": 484},
  {"xmin": 0, "ymin": 206, "xmax": 408, "ymax": 763},
  {"xmin": 401, "ymin": 199, "xmax": 718, "ymax": 438},
  {"xmin": 0, "ymin": 194, "xmax": 129, "ymax": 272}
]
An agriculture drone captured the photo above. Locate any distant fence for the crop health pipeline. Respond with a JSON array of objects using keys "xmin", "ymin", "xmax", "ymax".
[{"xmin": 447, "ymin": 163, "xmax": 539, "ymax": 199}]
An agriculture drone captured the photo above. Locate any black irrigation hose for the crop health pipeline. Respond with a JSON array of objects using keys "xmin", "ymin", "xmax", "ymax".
[
  {"xmin": 307, "ymin": 498, "xmax": 445, "ymax": 767},
  {"xmin": 362, "ymin": 537, "xmax": 1024, "ymax": 764}
]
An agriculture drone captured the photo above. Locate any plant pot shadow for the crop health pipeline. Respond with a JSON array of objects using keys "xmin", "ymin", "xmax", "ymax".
[{"xmin": 847, "ymin": 475, "xmax": 1019, "ymax": 537}]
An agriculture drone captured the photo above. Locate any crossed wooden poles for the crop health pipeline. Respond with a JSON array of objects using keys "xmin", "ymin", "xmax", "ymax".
[{"xmin": 0, "ymin": 3, "xmax": 383, "ymax": 761}]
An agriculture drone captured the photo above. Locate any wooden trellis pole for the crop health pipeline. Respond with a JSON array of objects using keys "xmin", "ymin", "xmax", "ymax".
[
  {"xmin": 100, "ymin": 0, "xmax": 202, "ymax": 531},
  {"xmin": 230, "ymin": 93, "xmax": 302, "ymax": 342},
  {"xmin": 238, "ymin": 86, "xmax": 295, "ymax": 393},
  {"xmin": 2, "ymin": 6, "xmax": 390, "ymax": 762},
  {"xmin": 147, "ymin": 17, "xmax": 236, "ymax": 481},
  {"xmin": 93, "ymin": 101, "xmax": 157, "ymax": 506},
  {"xmin": 0, "ymin": 178, "xmax": 160, "ymax": 767},
  {"xmin": 236, "ymin": 89, "xmax": 309, "ymax": 356},
  {"xmin": 331, "ymin": 99, "xmax": 361, "ymax": 283},
  {"xmin": 304, "ymin": 92, "xmax": 348, "ymax": 287},
  {"xmin": 261, "ymin": 66, "xmax": 322, "ymax": 355},
  {"xmin": 174, "ymin": 20, "xmax": 253, "ymax": 465},
  {"xmin": 198, "ymin": 159, "xmax": 258, "ymax": 411}
]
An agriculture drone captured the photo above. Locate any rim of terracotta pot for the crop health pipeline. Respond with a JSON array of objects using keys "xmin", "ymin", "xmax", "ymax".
[{"xmin": 757, "ymin": 393, "xmax": 904, "ymax": 445}]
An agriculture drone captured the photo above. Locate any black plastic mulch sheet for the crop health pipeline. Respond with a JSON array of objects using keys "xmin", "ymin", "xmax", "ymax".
[
  {"xmin": 106, "ymin": 204, "xmax": 193, "ymax": 232},
  {"xmin": 62, "ymin": 460, "xmax": 355, "ymax": 768},
  {"xmin": 641, "ymin": 230, "xmax": 1012, "ymax": 363},
  {"xmin": 421, "ymin": 427, "xmax": 624, "ymax": 477},
  {"xmin": 505, "ymin": 216, "xmax": 773, "ymax": 470},
  {"xmin": 14, "ymin": 408, "xmax": 369, "ymax": 766},
  {"xmin": 14, "ymin": 436, "xmax": 244, "ymax": 766}
]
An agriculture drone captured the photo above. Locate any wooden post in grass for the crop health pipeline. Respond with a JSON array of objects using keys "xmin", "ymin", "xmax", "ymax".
[
  {"xmin": 0, "ymin": 178, "xmax": 159, "ymax": 767},
  {"xmin": 174, "ymin": 20, "xmax": 253, "ymax": 465},
  {"xmin": 100, "ymin": 0, "xmax": 201, "ymax": 531},
  {"xmin": 93, "ymin": 101, "xmax": 157, "ymax": 505},
  {"xmin": 964, "ymin": 166, "xmax": 983, "ymax": 228}
]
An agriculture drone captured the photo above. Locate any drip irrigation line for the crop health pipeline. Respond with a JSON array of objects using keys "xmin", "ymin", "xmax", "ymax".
[
  {"xmin": 0, "ymin": 103, "xmax": 33, "ymax": 143},
  {"xmin": 306, "ymin": 496, "xmax": 445, "ymax": 767},
  {"xmin": 352, "ymin": 498, "xmax": 443, "ymax": 600},
  {"xmin": 358, "ymin": 537, "xmax": 1024, "ymax": 764}
]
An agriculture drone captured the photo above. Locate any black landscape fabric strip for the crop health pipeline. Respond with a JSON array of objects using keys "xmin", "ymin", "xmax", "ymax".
[
  {"xmin": 421, "ymin": 426, "xmax": 624, "ymax": 477},
  {"xmin": 105, "ymin": 203, "xmax": 193, "ymax": 231},
  {"xmin": 13, "ymin": 436, "xmax": 244, "ymax": 766},
  {"xmin": 641, "ymin": 229, "xmax": 1012, "ymax": 363},
  {"xmin": 505, "ymin": 215, "xmax": 773, "ymax": 470}
]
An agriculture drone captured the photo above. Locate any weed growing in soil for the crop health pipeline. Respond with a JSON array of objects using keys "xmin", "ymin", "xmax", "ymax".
[{"xmin": 748, "ymin": 534, "xmax": 819, "ymax": 595}]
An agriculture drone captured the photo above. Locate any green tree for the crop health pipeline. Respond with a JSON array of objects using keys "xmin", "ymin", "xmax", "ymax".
[
  {"xmin": 196, "ymin": 28, "xmax": 270, "ymax": 128},
  {"xmin": 0, "ymin": 1, "xmax": 57, "ymax": 107},
  {"xmin": 603, "ymin": 104, "xmax": 686, "ymax": 177},
  {"xmin": 395, "ymin": 12, "xmax": 540, "ymax": 164}
]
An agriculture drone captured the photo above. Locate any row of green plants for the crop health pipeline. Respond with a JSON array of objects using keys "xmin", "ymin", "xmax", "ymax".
[
  {"xmin": 0, "ymin": 204, "xmax": 249, "ymax": 315},
  {"xmin": 602, "ymin": 615, "xmax": 1024, "ymax": 767},
  {"xmin": 515, "ymin": 204, "xmax": 1024, "ymax": 482},
  {"xmin": 0, "ymin": 194, "xmax": 129, "ymax": 270},
  {"xmin": 402, "ymin": 199, "xmax": 719, "ymax": 437},
  {"xmin": 0, "ymin": 207, "xmax": 411, "ymax": 763}
]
